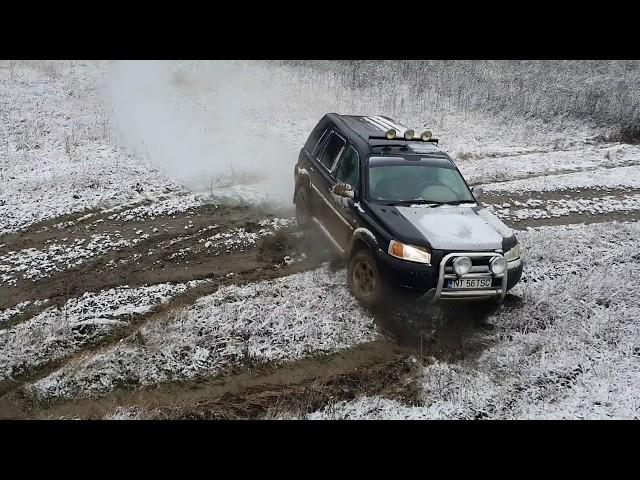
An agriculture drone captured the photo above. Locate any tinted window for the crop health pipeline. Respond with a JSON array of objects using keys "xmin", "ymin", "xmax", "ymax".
[
  {"xmin": 319, "ymin": 132, "xmax": 346, "ymax": 170},
  {"xmin": 312, "ymin": 129, "xmax": 329, "ymax": 157},
  {"xmin": 304, "ymin": 118, "xmax": 329, "ymax": 153},
  {"xmin": 335, "ymin": 146, "xmax": 360, "ymax": 190}
]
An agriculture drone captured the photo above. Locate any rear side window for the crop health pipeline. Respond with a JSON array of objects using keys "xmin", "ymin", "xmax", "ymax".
[
  {"xmin": 318, "ymin": 132, "xmax": 346, "ymax": 171},
  {"xmin": 312, "ymin": 129, "xmax": 329, "ymax": 157},
  {"xmin": 335, "ymin": 146, "xmax": 360, "ymax": 190},
  {"xmin": 304, "ymin": 123, "xmax": 327, "ymax": 154}
]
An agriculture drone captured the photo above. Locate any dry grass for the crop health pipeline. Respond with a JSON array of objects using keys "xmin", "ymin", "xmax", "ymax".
[{"xmin": 278, "ymin": 60, "xmax": 640, "ymax": 141}]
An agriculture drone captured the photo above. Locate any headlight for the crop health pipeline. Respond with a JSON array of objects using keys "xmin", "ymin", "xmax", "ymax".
[
  {"xmin": 504, "ymin": 244, "xmax": 521, "ymax": 262},
  {"xmin": 490, "ymin": 256, "xmax": 507, "ymax": 275},
  {"xmin": 388, "ymin": 240, "xmax": 431, "ymax": 264}
]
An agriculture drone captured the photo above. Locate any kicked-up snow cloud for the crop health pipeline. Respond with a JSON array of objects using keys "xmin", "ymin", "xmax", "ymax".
[{"xmin": 103, "ymin": 60, "xmax": 319, "ymax": 204}]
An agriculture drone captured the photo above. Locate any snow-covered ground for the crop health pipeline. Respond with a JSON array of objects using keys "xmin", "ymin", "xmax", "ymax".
[
  {"xmin": 485, "ymin": 193, "xmax": 640, "ymax": 223},
  {"xmin": 0, "ymin": 62, "xmax": 185, "ymax": 236},
  {"xmin": 25, "ymin": 267, "xmax": 377, "ymax": 401},
  {"xmin": 0, "ymin": 299, "xmax": 49, "ymax": 326},
  {"xmin": 482, "ymin": 165, "xmax": 640, "ymax": 194},
  {"xmin": 0, "ymin": 61, "xmax": 295, "ymax": 237},
  {"xmin": 0, "ymin": 280, "xmax": 208, "ymax": 382},
  {"xmin": 457, "ymin": 143, "xmax": 640, "ymax": 186}
]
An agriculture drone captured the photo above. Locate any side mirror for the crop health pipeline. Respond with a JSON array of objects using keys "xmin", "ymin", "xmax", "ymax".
[
  {"xmin": 332, "ymin": 183, "xmax": 355, "ymax": 199},
  {"xmin": 471, "ymin": 185, "xmax": 483, "ymax": 201}
]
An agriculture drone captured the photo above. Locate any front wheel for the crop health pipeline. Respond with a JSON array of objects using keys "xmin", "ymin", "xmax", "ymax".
[{"xmin": 348, "ymin": 250, "xmax": 386, "ymax": 310}]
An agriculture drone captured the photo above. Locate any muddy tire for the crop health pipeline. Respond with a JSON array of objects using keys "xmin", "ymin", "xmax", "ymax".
[
  {"xmin": 348, "ymin": 249, "xmax": 386, "ymax": 310},
  {"xmin": 295, "ymin": 188, "xmax": 311, "ymax": 232}
]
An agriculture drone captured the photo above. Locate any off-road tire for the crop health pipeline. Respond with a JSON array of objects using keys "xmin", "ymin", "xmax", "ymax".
[
  {"xmin": 348, "ymin": 249, "xmax": 386, "ymax": 310},
  {"xmin": 294, "ymin": 188, "xmax": 311, "ymax": 232}
]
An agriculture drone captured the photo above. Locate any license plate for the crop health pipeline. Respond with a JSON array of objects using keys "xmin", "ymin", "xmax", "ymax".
[{"xmin": 448, "ymin": 277, "xmax": 492, "ymax": 289}]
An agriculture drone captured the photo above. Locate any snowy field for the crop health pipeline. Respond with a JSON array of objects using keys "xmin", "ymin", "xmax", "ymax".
[{"xmin": 1, "ymin": 60, "xmax": 639, "ymax": 420}]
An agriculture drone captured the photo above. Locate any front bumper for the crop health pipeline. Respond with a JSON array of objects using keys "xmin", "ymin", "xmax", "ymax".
[{"xmin": 374, "ymin": 248, "xmax": 523, "ymax": 303}]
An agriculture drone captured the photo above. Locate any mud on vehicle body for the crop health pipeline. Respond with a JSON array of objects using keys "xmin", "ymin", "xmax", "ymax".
[{"xmin": 294, "ymin": 114, "xmax": 523, "ymax": 309}]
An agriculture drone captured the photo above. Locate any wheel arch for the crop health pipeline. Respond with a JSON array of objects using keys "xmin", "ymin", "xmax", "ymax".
[
  {"xmin": 350, "ymin": 227, "xmax": 378, "ymax": 257},
  {"xmin": 294, "ymin": 167, "xmax": 311, "ymax": 203}
]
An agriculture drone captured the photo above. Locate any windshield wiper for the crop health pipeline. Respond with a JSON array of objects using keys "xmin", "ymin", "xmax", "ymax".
[
  {"xmin": 388, "ymin": 200, "xmax": 442, "ymax": 206},
  {"xmin": 387, "ymin": 199, "xmax": 476, "ymax": 206},
  {"xmin": 437, "ymin": 200, "xmax": 477, "ymax": 205}
]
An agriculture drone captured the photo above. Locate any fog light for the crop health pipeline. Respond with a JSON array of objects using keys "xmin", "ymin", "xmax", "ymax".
[
  {"xmin": 453, "ymin": 257, "xmax": 472, "ymax": 275},
  {"xmin": 404, "ymin": 129, "xmax": 415, "ymax": 140},
  {"xmin": 386, "ymin": 129, "xmax": 396, "ymax": 140},
  {"xmin": 421, "ymin": 130, "xmax": 432, "ymax": 141},
  {"xmin": 490, "ymin": 256, "xmax": 507, "ymax": 275}
]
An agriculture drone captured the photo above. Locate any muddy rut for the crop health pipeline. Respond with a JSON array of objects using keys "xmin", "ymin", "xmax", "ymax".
[
  {"xmin": 0, "ymin": 339, "xmax": 408, "ymax": 419},
  {"xmin": 0, "ymin": 295, "xmax": 502, "ymax": 420},
  {"xmin": 483, "ymin": 187, "xmax": 640, "ymax": 228},
  {"xmin": 0, "ymin": 201, "xmax": 307, "ymax": 313}
]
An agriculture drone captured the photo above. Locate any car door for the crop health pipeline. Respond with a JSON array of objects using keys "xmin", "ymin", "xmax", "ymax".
[
  {"xmin": 329, "ymin": 144, "xmax": 360, "ymax": 250},
  {"xmin": 302, "ymin": 127, "xmax": 329, "ymax": 218},
  {"xmin": 308, "ymin": 129, "xmax": 349, "ymax": 248}
]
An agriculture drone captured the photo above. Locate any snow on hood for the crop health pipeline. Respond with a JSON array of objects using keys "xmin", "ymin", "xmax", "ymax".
[{"xmin": 396, "ymin": 205, "xmax": 512, "ymax": 250}]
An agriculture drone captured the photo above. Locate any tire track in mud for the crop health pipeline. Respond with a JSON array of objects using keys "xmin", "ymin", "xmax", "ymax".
[
  {"xmin": 468, "ymin": 158, "xmax": 640, "ymax": 187},
  {"xmin": 0, "ymin": 195, "xmax": 171, "ymax": 251},
  {"xmin": 2, "ymin": 339, "xmax": 415, "ymax": 420},
  {"xmin": 0, "ymin": 201, "xmax": 298, "ymax": 312},
  {"xmin": 483, "ymin": 187, "xmax": 640, "ymax": 229},
  {"xmin": 509, "ymin": 210, "xmax": 640, "ymax": 229},
  {"xmin": 0, "ymin": 191, "xmax": 209, "ymax": 248},
  {"xmin": 0, "ymin": 219, "xmax": 335, "ymax": 375},
  {"xmin": 0, "ymin": 297, "xmax": 504, "ymax": 419},
  {"xmin": 0, "ymin": 254, "xmax": 326, "ymax": 403},
  {"xmin": 0, "ymin": 201, "xmax": 337, "ymax": 408}
]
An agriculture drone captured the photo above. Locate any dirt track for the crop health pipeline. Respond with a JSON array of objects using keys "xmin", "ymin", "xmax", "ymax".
[{"xmin": 0, "ymin": 201, "xmax": 308, "ymax": 312}]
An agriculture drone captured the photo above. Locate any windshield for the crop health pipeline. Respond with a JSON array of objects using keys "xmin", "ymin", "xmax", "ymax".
[{"xmin": 367, "ymin": 156, "xmax": 475, "ymax": 204}]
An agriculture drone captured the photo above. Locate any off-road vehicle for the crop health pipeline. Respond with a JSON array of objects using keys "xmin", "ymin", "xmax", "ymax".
[{"xmin": 293, "ymin": 114, "xmax": 523, "ymax": 308}]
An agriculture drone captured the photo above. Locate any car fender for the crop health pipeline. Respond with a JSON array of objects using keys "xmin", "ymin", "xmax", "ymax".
[
  {"xmin": 350, "ymin": 227, "xmax": 378, "ymax": 255},
  {"xmin": 295, "ymin": 165, "xmax": 311, "ymax": 191},
  {"xmin": 294, "ymin": 165, "xmax": 311, "ymax": 202}
]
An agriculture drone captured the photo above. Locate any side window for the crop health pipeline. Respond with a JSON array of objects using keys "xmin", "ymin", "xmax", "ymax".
[
  {"xmin": 305, "ymin": 120, "xmax": 328, "ymax": 154},
  {"xmin": 335, "ymin": 146, "xmax": 360, "ymax": 190},
  {"xmin": 311, "ymin": 129, "xmax": 329, "ymax": 157},
  {"xmin": 318, "ymin": 131, "xmax": 346, "ymax": 171}
]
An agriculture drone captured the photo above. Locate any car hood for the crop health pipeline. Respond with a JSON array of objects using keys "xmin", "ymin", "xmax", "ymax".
[{"xmin": 391, "ymin": 204, "xmax": 514, "ymax": 250}]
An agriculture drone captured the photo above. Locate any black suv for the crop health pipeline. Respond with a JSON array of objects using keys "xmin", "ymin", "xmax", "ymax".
[{"xmin": 294, "ymin": 114, "xmax": 523, "ymax": 308}]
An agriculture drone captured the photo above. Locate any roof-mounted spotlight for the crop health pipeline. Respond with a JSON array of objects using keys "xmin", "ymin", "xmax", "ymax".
[
  {"xmin": 404, "ymin": 129, "xmax": 415, "ymax": 140},
  {"xmin": 421, "ymin": 130, "xmax": 433, "ymax": 141},
  {"xmin": 386, "ymin": 128, "xmax": 397, "ymax": 140}
]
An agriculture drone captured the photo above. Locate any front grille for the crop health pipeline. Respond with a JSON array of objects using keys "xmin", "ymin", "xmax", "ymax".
[
  {"xmin": 445, "ymin": 265, "xmax": 491, "ymax": 274},
  {"xmin": 471, "ymin": 257, "xmax": 491, "ymax": 266}
]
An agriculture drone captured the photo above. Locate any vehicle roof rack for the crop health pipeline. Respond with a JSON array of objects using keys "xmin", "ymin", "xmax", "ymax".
[{"xmin": 368, "ymin": 135, "xmax": 439, "ymax": 145}]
